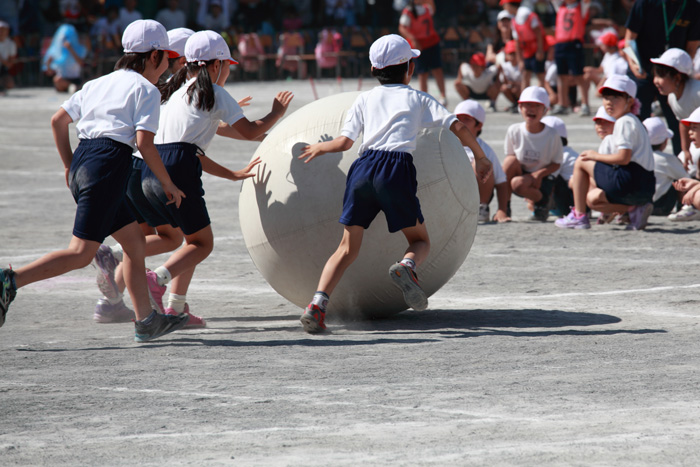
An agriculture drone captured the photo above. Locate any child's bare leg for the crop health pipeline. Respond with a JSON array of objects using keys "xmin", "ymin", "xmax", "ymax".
[
  {"xmin": 112, "ymin": 222, "xmax": 151, "ymax": 321},
  {"xmin": 503, "ymin": 155, "xmax": 522, "ymax": 205},
  {"xmin": 586, "ymin": 188, "xmax": 628, "ymax": 213},
  {"xmin": 572, "ymin": 158, "xmax": 595, "ymax": 214},
  {"xmin": 14, "ymin": 237, "xmax": 99, "ymax": 288},
  {"xmin": 418, "ymin": 72, "xmax": 429, "ymax": 93},
  {"xmin": 511, "ymin": 174, "xmax": 543, "ymax": 203},
  {"xmin": 160, "ymin": 226, "xmax": 214, "ymax": 280},
  {"xmin": 455, "ymin": 81, "xmax": 470, "ymax": 100},
  {"xmin": 431, "ymin": 68, "xmax": 446, "ymax": 99},
  {"xmin": 400, "ymin": 221, "xmax": 430, "ymax": 267},
  {"xmin": 316, "ymin": 225, "xmax": 364, "ymax": 296},
  {"xmin": 521, "ymin": 70, "xmax": 531, "ymax": 90}
]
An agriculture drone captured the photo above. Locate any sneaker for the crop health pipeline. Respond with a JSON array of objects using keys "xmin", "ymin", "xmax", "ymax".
[
  {"xmin": 93, "ymin": 244, "xmax": 120, "ymax": 300},
  {"xmin": 555, "ymin": 209, "xmax": 591, "ymax": 229},
  {"xmin": 531, "ymin": 205, "xmax": 549, "ymax": 222},
  {"xmin": 626, "ymin": 203, "xmax": 653, "ymax": 231},
  {"xmin": 164, "ymin": 304, "xmax": 206, "ymax": 328},
  {"xmin": 0, "ymin": 268, "xmax": 17, "ymax": 328},
  {"xmin": 389, "ymin": 263, "xmax": 428, "ymax": 311},
  {"xmin": 579, "ymin": 104, "xmax": 591, "ymax": 117},
  {"xmin": 478, "ymin": 203, "xmax": 490, "ymax": 222},
  {"xmin": 668, "ymin": 205, "xmax": 700, "ymax": 221},
  {"xmin": 551, "ymin": 105, "xmax": 569, "ymax": 116},
  {"xmin": 134, "ymin": 311, "xmax": 188, "ymax": 342},
  {"xmin": 300, "ymin": 304, "xmax": 327, "ymax": 334},
  {"xmin": 146, "ymin": 270, "xmax": 166, "ymax": 312},
  {"xmin": 93, "ymin": 298, "xmax": 135, "ymax": 323}
]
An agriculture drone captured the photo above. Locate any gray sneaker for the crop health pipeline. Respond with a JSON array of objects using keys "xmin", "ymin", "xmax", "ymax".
[
  {"xmin": 0, "ymin": 268, "xmax": 17, "ymax": 328},
  {"xmin": 134, "ymin": 311, "xmax": 188, "ymax": 342},
  {"xmin": 94, "ymin": 298, "xmax": 135, "ymax": 323},
  {"xmin": 389, "ymin": 263, "xmax": 428, "ymax": 311},
  {"xmin": 551, "ymin": 105, "xmax": 569, "ymax": 116},
  {"xmin": 93, "ymin": 245, "xmax": 120, "ymax": 300}
]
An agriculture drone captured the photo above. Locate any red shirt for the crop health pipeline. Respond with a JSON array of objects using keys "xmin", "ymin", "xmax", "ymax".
[
  {"xmin": 513, "ymin": 10, "xmax": 545, "ymax": 58},
  {"xmin": 555, "ymin": 2, "xmax": 590, "ymax": 43},
  {"xmin": 400, "ymin": 5, "xmax": 440, "ymax": 50}
]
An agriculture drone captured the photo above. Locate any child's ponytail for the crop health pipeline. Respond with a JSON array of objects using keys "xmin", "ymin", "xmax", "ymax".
[
  {"xmin": 158, "ymin": 65, "xmax": 189, "ymax": 104},
  {"xmin": 186, "ymin": 60, "xmax": 216, "ymax": 112}
]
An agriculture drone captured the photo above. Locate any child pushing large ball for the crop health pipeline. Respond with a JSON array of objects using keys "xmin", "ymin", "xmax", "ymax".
[{"xmin": 238, "ymin": 92, "xmax": 479, "ymax": 320}]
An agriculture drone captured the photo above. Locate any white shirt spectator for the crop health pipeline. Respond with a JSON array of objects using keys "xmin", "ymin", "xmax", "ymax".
[
  {"xmin": 653, "ymin": 149, "xmax": 688, "ymax": 201},
  {"xmin": 464, "ymin": 137, "xmax": 507, "ymax": 185},
  {"xmin": 504, "ymin": 122, "xmax": 563, "ymax": 172},
  {"xmin": 459, "ymin": 63, "xmax": 498, "ymax": 95},
  {"xmin": 668, "ymin": 78, "xmax": 700, "ymax": 121}
]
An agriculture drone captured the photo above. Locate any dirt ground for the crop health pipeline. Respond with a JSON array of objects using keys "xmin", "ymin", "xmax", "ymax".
[{"xmin": 2, "ymin": 80, "xmax": 700, "ymax": 466}]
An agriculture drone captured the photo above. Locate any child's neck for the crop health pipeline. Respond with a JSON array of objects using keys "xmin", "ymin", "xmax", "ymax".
[
  {"xmin": 525, "ymin": 120, "xmax": 545, "ymax": 133},
  {"xmin": 676, "ymin": 81, "xmax": 686, "ymax": 98}
]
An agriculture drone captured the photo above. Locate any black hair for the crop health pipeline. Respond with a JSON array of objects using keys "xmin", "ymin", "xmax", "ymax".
[
  {"xmin": 158, "ymin": 60, "xmax": 217, "ymax": 111},
  {"xmin": 115, "ymin": 50, "xmax": 165, "ymax": 74},
  {"xmin": 371, "ymin": 61, "xmax": 410, "ymax": 85},
  {"xmin": 600, "ymin": 88, "xmax": 629, "ymax": 99},
  {"xmin": 652, "ymin": 142, "xmax": 665, "ymax": 151},
  {"xmin": 652, "ymin": 63, "xmax": 690, "ymax": 84},
  {"xmin": 561, "ymin": 137, "xmax": 568, "ymax": 147}
]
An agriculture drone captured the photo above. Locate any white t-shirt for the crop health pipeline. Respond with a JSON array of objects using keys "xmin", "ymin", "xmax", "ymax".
[
  {"xmin": 610, "ymin": 114, "xmax": 655, "ymax": 171},
  {"xmin": 459, "ymin": 63, "xmax": 498, "ymax": 94},
  {"xmin": 600, "ymin": 52, "xmax": 628, "ymax": 78},
  {"xmin": 155, "ymin": 78, "xmax": 245, "ymax": 151},
  {"xmin": 668, "ymin": 78, "xmax": 700, "ymax": 121},
  {"xmin": 61, "ymin": 69, "xmax": 160, "ymax": 150},
  {"xmin": 504, "ymin": 122, "xmax": 563, "ymax": 172},
  {"xmin": 464, "ymin": 137, "xmax": 507, "ymax": 185},
  {"xmin": 678, "ymin": 142, "xmax": 700, "ymax": 178},
  {"xmin": 545, "ymin": 60, "xmax": 558, "ymax": 87},
  {"xmin": 514, "ymin": 6, "xmax": 538, "ymax": 27},
  {"xmin": 341, "ymin": 84, "xmax": 457, "ymax": 154},
  {"xmin": 652, "ymin": 149, "xmax": 688, "ymax": 201},
  {"xmin": 598, "ymin": 134, "xmax": 615, "ymax": 154},
  {"xmin": 0, "ymin": 37, "xmax": 17, "ymax": 61},
  {"xmin": 501, "ymin": 61, "xmax": 522, "ymax": 84},
  {"xmin": 553, "ymin": 146, "xmax": 579, "ymax": 181}
]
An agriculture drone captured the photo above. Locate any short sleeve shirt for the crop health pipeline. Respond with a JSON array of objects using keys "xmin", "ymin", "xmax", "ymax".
[
  {"xmin": 553, "ymin": 146, "xmax": 579, "ymax": 180},
  {"xmin": 61, "ymin": 69, "xmax": 161, "ymax": 150},
  {"xmin": 464, "ymin": 137, "xmax": 507, "ymax": 185},
  {"xmin": 459, "ymin": 63, "xmax": 498, "ymax": 94},
  {"xmin": 652, "ymin": 149, "xmax": 688, "ymax": 201},
  {"xmin": 611, "ymin": 113, "xmax": 655, "ymax": 171},
  {"xmin": 0, "ymin": 37, "xmax": 17, "ymax": 61},
  {"xmin": 504, "ymin": 122, "xmax": 563, "ymax": 172},
  {"xmin": 668, "ymin": 78, "xmax": 700, "ymax": 121},
  {"xmin": 341, "ymin": 84, "xmax": 457, "ymax": 154}
]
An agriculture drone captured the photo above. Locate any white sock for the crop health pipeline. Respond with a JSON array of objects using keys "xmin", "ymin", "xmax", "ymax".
[
  {"xmin": 111, "ymin": 244, "xmax": 124, "ymax": 262},
  {"xmin": 167, "ymin": 293, "xmax": 186, "ymax": 313},
  {"xmin": 400, "ymin": 258, "xmax": 416, "ymax": 271},
  {"xmin": 311, "ymin": 291, "xmax": 329, "ymax": 310},
  {"xmin": 154, "ymin": 266, "xmax": 171, "ymax": 286}
]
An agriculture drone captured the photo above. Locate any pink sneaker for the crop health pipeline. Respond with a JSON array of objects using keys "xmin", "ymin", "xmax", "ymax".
[
  {"xmin": 555, "ymin": 209, "xmax": 591, "ymax": 229},
  {"xmin": 94, "ymin": 245, "xmax": 120, "ymax": 300},
  {"xmin": 146, "ymin": 270, "xmax": 166, "ymax": 312},
  {"xmin": 164, "ymin": 304, "xmax": 206, "ymax": 328},
  {"xmin": 300, "ymin": 304, "xmax": 327, "ymax": 334}
]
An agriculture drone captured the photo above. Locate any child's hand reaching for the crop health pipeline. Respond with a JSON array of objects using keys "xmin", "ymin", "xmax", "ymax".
[
  {"xmin": 161, "ymin": 180, "xmax": 186, "ymax": 208},
  {"xmin": 232, "ymin": 156, "xmax": 262, "ymax": 180},
  {"xmin": 299, "ymin": 143, "xmax": 326, "ymax": 163},
  {"xmin": 271, "ymin": 91, "xmax": 294, "ymax": 118},
  {"xmin": 474, "ymin": 157, "xmax": 493, "ymax": 184},
  {"xmin": 238, "ymin": 96, "xmax": 253, "ymax": 107}
]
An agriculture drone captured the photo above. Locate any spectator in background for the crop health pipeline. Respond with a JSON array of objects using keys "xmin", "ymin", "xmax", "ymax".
[
  {"xmin": 117, "ymin": 0, "xmax": 143, "ymax": 36},
  {"xmin": 486, "ymin": 10, "xmax": 513, "ymax": 67},
  {"xmin": 156, "ymin": 0, "xmax": 187, "ymax": 31},
  {"xmin": 91, "ymin": 6, "xmax": 121, "ymax": 52},
  {"xmin": 197, "ymin": 0, "xmax": 230, "ymax": 31},
  {"xmin": 325, "ymin": 0, "xmax": 355, "ymax": 27},
  {"xmin": 315, "ymin": 27, "xmax": 342, "ymax": 77},
  {"xmin": 624, "ymin": 0, "xmax": 700, "ymax": 154},
  {"xmin": 0, "ymin": 21, "xmax": 16, "ymax": 94},
  {"xmin": 42, "ymin": 23, "xmax": 87, "ymax": 93},
  {"xmin": 237, "ymin": 32, "xmax": 264, "ymax": 76},
  {"xmin": 0, "ymin": 0, "xmax": 19, "ymax": 36}
]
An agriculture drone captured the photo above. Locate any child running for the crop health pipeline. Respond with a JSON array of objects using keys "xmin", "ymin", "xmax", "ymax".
[
  {"xmin": 297, "ymin": 34, "xmax": 492, "ymax": 333},
  {"xmin": 0, "ymin": 19, "xmax": 189, "ymax": 342},
  {"xmin": 555, "ymin": 74, "xmax": 656, "ymax": 230},
  {"xmin": 140, "ymin": 30, "xmax": 293, "ymax": 327}
]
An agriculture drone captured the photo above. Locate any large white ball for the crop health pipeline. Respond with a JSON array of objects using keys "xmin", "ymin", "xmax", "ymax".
[{"xmin": 239, "ymin": 91, "xmax": 478, "ymax": 320}]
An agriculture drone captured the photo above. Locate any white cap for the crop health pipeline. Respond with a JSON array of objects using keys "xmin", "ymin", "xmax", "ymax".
[
  {"xmin": 681, "ymin": 107, "xmax": 700, "ymax": 127},
  {"xmin": 592, "ymin": 105, "xmax": 616, "ymax": 123},
  {"xmin": 369, "ymin": 34, "xmax": 420, "ymax": 69},
  {"xmin": 518, "ymin": 86, "xmax": 550, "ymax": 109},
  {"xmin": 454, "ymin": 99, "xmax": 486, "ymax": 124},
  {"xmin": 643, "ymin": 117, "xmax": 674, "ymax": 145},
  {"xmin": 167, "ymin": 28, "xmax": 195, "ymax": 58},
  {"xmin": 650, "ymin": 48, "xmax": 693, "ymax": 76},
  {"xmin": 497, "ymin": 10, "xmax": 513, "ymax": 21},
  {"xmin": 541, "ymin": 116, "xmax": 567, "ymax": 138},
  {"xmin": 185, "ymin": 30, "xmax": 239, "ymax": 64},
  {"xmin": 598, "ymin": 74, "xmax": 637, "ymax": 98},
  {"xmin": 122, "ymin": 20, "xmax": 174, "ymax": 56}
]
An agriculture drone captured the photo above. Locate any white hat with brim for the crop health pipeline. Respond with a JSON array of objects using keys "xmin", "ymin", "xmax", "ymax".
[
  {"xmin": 650, "ymin": 48, "xmax": 693, "ymax": 76},
  {"xmin": 497, "ymin": 10, "xmax": 513, "ymax": 21},
  {"xmin": 643, "ymin": 117, "xmax": 674, "ymax": 145},
  {"xmin": 598, "ymin": 74, "xmax": 637, "ymax": 99},
  {"xmin": 122, "ymin": 20, "xmax": 178, "ymax": 58},
  {"xmin": 369, "ymin": 34, "xmax": 420, "ymax": 69},
  {"xmin": 592, "ymin": 105, "xmax": 616, "ymax": 123},
  {"xmin": 185, "ymin": 30, "xmax": 239, "ymax": 65},
  {"xmin": 541, "ymin": 116, "xmax": 567, "ymax": 138},
  {"xmin": 454, "ymin": 99, "xmax": 486, "ymax": 124},
  {"xmin": 681, "ymin": 107, "xmax": 700, "ymax": 127},
  {"xmin": 518, "ymin": 86, "xmax": 550, "ymax": 109},
  {"xmin": 167, "ymin": 28, "xmax": 195, "ymax": 58}
]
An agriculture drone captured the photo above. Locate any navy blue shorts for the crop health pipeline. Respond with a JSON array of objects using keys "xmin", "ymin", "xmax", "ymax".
[
  {"xmin": 554, "ymin": 40, "xmax": 584, "ymax": 76},
  {"xmin": 414, "ymin": 43, "xmax": 442, "ymax": 74},
  {"xmin": 594, "ymin": 161, "xmax": 656, "ymax": 206},
  {"xmin": 523, "ymin": 56, "xmax": 546, "ymax": 73},
  {"xmin": 340, "ymin": 149, "xmax": 424, "ymax": 233},
  {"xmin": 69, "ymin": 138, "xmax": 135, "ymax": 243},
  {"xmin": 141, "ymin": 142, "xmax": 210, "ymax": 236},
  {"xmin": 125, "ymin": 156, "xmax": 169, "ymax": 227}
]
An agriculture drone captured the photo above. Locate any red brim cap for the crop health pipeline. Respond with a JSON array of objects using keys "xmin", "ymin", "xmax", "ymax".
[
  {"xmin": 228, "ymin": 58, "xmax": 239, "ymax": 65},
  {"xmin": 167, "ymin": 50, "xmax": 179, "ymax": 59}
]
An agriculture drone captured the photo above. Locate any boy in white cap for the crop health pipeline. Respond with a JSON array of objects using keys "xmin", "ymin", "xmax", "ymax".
[
  {"xmin": 556, "ymin": 74, "xmax": 656, "ymax": 230},
  {"xmin": 0, "ymin": 20, "xmax": 190, "ymax": 342},
  {"xmin": 651, "ymin": 48, "xmax": 700, "ymax": 177},
  {"xmin": 503, "ymin": 85, "xmax": 563, "ymax": 221},
  {"xmin": 541, "ymin": 115, "xmax": 578, "ymax": 218},
  {"xmin": 454, "ymin": 99, "xmax": 510, "ymax": 222},
  {"xmin": 297, "ymin": 34, "xmax": 492, "ymax": 333},
  {"xmin": 642, "ymin": 117, "xmax": 689, "ymax": 217},
  {"xmin": 454, "ymin": 53, "xmax": 500, "ymax": 111}
]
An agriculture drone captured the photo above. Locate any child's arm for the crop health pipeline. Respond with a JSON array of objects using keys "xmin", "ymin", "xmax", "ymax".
[
  {"xmin": 136, "ymin": 130, "xmax": 185, "ymax": 208},
  {"xmin": 679, "ymin": 122, "xmax": 694, "ymax": 172},
  {"xmin": 534, "ymin": 25, "xmax": 544, "ymax": 61},
  {"xmin": 530, "ymin": 162, "xmax": 560, "ymax": 187},
  {"xmin": 216, "ymin": 121, "xmax": 267, "ymax": 141},
  {"xmin": 299, "ymin": 136, "xmax": 354, "ymax": 163},
  {"xmin": 51, "ymin": 108, "xmax": 74, "ymax": 187},
  {"xmin": 580, "ymin": 148, "xmax": 632, "ymax": 166},
  {"xmin": 226, "ymin": 91, "xmax": 294, "ymax": 141},
  {"xmin": 199, "ymin": 155, "xmax": 262, "ymax": 181},
  {"xmin": 450, "ymin": 120, "xmax": 492, "ymax": 183},
  {"xmin": 493, "ymin": 182, "xmax": 512, "ymax": 222},
  {"xmin": 674, "ymin": 177, "xmax": 700, "ymax": 193}
]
